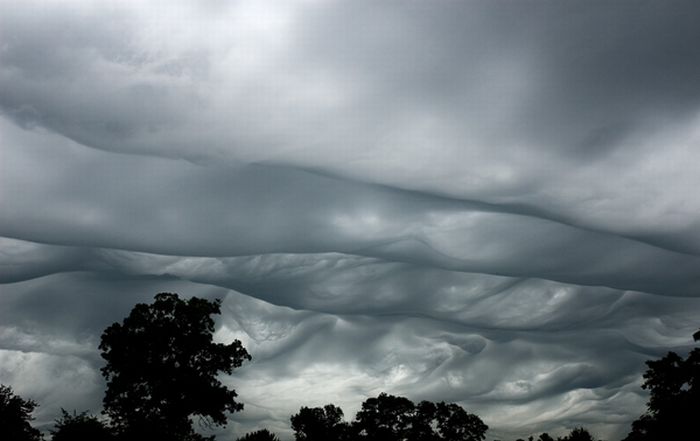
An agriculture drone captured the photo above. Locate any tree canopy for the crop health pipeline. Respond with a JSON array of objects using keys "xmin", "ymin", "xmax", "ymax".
[
  {"xmin": 560, "ymin": 427, "xmax": 596, "ymax": 441},
  {"xmin": 622, "ymin": 329, "xmax": 700, "ymax": 441},
  {"xmin": 0, "ymin": 385, "xmax": 43, "ymax": 441},
  {"xmin": 235, "ymin": 429, "xmax": 280, "ymax": 441},
  {"xmin": 99, "ymin": 293, "xmax": 251, "ymax": 440},
  {"xmin": 291, "ymin": 404, "xmax": 348, "ymax": 441},
  {"xmin": 291, "ymin": 393, "xmax": 488, "ymax": 441},
  {"xmin": 50, "ymin": 409, "xmax": 114, "ymax": 441},
  {"xmin": 432, "ymin": 402, "xmax": 488, "ymax": 441},
  {"xmin": 354, "ymin": 393, "xmax": 416, "ymax": 441}
]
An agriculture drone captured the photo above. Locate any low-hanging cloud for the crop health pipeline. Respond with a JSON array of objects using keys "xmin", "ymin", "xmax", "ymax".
[{"xmin": 1, "ymin": 1, "xmax": 700, "ymax": 440}]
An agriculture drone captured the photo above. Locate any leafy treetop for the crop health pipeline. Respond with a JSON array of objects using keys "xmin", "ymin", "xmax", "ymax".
[
  {"xmin": 99, "ymin": 293, "xmax": 251, "ymax": 441},
  {"xmin": 623, "ymin": 328, "xmax": 700, "ymax": 441},
  {"xmin": 235, "ymin": 429, "xmax": 281, "ymax": 441},
  {"xmin": 291, "ymin": 392, "xmax": 488, "ymax": 441},
  {"xmin": 50, "ymin": 409, "xmax": 114, "ymax": 441},
  {"xmin": 0, "ymin": 385, "xmax": 43, "ymax": 441}
]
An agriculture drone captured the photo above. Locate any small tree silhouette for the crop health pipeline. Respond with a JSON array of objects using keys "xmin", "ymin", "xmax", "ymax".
[
  {"xmin": 50, "ymin": 409, "xmax": 114, "ymax": 441},
  {"xmin": 236, "ymin": 429, "xmax": 280, "ymax": 441},
  {"xmin": 0, "ymin": 385, "xmax": 43, "ymax": 441},
  {"xmin": 560, "ymin": 427, "xmax": 596, "ymax": 441},
  {"xmin": 291, "ymin": 404, "xmax": 349, "ymax": 441},
  {"xmin": 99, "ymin": 293, "xmax": 251, "ymax": 441}
]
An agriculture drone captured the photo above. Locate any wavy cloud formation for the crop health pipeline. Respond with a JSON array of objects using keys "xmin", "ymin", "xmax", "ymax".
[{"xmin": 1, "ymin": 1, "xmax": 700, "ymax": 440}]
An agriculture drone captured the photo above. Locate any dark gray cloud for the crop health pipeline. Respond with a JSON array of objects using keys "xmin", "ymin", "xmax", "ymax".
[{"xmin": 1, "ymin": 1, "xmax": 700, "ymax": 440}]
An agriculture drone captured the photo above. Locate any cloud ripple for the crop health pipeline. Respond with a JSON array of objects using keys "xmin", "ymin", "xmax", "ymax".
[{"xmin": 1, "ymin": 1, "xmax": 700, "ymax": 440}]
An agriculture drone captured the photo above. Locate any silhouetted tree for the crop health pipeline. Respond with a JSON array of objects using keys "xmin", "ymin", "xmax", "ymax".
[
  {"xmin": 99, "ymin": 293, "xmax": 251, "ymax": 441},
  {"xmin": 236, "ymin": 429, "xmax": 280, "ymax": 441},
  {"xmin": 434, "ymin": 402, "xmax": 487, "ymax": 441},
  {"xmin": 537, "ymin": 433, "xmax": 555, "ymax": 441},
  {"xmin": 50, "ymin": 409, "xmax": 114, "ymax": 441},
  {"xmin": 622, "ymin": 329, "xmax": 700, "ymax": 441},
  {"xmin": 410, "ymin": 401, "xmax": 439, "ymax": 441},
  {"xmin": 349, "ymin": 393, "xmax": 487, "ymax": 441},
  {"xmin": 291, "ymin": 404, "xmax": 350, "ymax": 441},
  {"xmin": 354, "ymin": 393, "xmax": 415, "ymax": 441},
  {"xmin": 559, "ymin": 427, "xmax": 595, "ymax": 441},
  {"xmin": 0, "ymin": 385, "xmax": 43, "ymax": 441}
]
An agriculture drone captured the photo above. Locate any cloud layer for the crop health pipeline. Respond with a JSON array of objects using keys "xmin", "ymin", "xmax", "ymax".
[{"xmin": 1, "ymin": 1, "xmax": 700, "ymax": 440}]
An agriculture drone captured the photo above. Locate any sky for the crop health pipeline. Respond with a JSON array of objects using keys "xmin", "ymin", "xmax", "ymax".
[{"xmin": 1, "ymin": 0, "xmax": 700, "ymax": 439}]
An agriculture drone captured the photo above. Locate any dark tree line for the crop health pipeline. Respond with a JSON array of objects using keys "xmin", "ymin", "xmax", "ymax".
[
  {"xmin": 289, "ymin": 394, "xmax": 488, "ymax": 441},
  {"xmin": 513, "ymin": 427, "xmax": 599, "ymax": 441},
  {"xmin": 1, "ymin": 293, "xmax": 697, "ymax": 441}
]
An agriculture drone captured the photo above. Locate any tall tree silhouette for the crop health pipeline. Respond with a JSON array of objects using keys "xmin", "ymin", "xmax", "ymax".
[
  {"xmin": 0, "ymin": 385, "xmax": 43, "ymax": 441},
  {"xmin": 623, "ymin": 329, "xmax": 700, "ymax": 441},
  {"xmin": 99, "ymin": 293, "xmax": 251, "ymax": 441}
]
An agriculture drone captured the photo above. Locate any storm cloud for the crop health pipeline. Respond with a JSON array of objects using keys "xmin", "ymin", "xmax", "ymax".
[{"xmin": 1, "ymin": 1, "xmax": 700, "ymax": 440}]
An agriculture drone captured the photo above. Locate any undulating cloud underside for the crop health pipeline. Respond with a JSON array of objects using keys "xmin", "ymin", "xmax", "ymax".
[{"xmin": 1, "ymin": 1, "xmax": 699, "ymax": 440}]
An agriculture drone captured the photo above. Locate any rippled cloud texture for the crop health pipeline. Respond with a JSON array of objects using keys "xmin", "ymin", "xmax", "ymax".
[{"xmin": 2, "ymin": 1, "xmax": 700, "ymax": 439}]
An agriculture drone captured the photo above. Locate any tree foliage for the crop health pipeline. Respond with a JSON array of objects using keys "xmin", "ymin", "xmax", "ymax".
[
  {"xmin": 408, "ymin": 400, "xmax": 438, "ymax": 441},
  {"xmin": 291, "ymin": 393, "xmax": 487, "ymax": 441},
  {"xmin": 291, "ymin": 404, "xmax": 349, "ymax": 441},
  {"xmin": 354, "ymin": 393, "xmax": 416, "ymax": 441},
  {"xmin": 50, "ymin": 409, "xmax": 114, "ymax": 441},
  {"xmin": 623, "ymin": 329, "xmax": 700, "ymax": 441},
  {"xmin": 0, "ymin": 385, "xmax": 43, "ymax": 441},
  {"xmin": 99, "ymin": 293, "xmax": 251, "ymax": 440},
  {"xmin": 559, "ymin": 427, "xmax": 596, "ymax": 441},
  {"xmin": 438, "ymin": 402, "xmax": 488, "ymax": 441},
  {"xmin": 235, "ymin": 429, "xmax": 280, "ymax": 441}
]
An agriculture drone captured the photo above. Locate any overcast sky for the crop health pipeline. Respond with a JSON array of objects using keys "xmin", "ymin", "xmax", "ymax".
[{"xmin": 1, "ymin": 1, "xmax": 700, "ymax": 440}]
